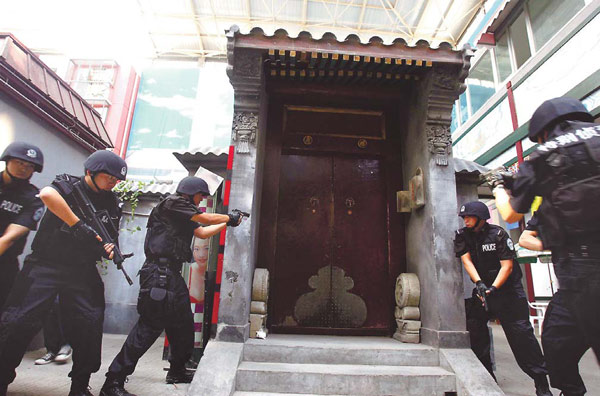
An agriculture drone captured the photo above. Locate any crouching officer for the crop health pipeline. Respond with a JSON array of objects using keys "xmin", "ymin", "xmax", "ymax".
[
  {"xmin": 100, "ymin": 176, "xmax": 244, "ymax": 396},
  {"xmin": 455, "ymin": 201, "xmax": 552, "ymax": 396},
  {"xmin": 0, "ymin": 150, "xmax": 127, "ymax": 396},
  {"xmin": 490, "ymin": 97, "xmax": 600, "ymax": 396},
  {"xmin": 0, "ymin": 142, "xmax": 45, "ymax": 308}
]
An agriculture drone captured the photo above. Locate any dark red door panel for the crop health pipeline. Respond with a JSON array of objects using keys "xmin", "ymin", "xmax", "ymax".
[
  {"xmin": 271, "ymin": 154, "xmax": 333, "ymax": 328},
  {"xmin": 333, "ymin": 157, "xmax": 389, "ymax": 330}
]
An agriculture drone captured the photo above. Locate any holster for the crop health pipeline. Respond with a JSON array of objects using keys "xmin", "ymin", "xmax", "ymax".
[
  {"xmin": 149, "ymin": 266, "xmax": 168, "ymax": 302},
  {"xmin": 137, "ymin": 259, "xmax": 175, "ymax": 320}
]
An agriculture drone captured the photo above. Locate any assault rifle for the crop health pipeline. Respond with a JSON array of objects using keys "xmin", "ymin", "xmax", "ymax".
[{"xmin": 70, "ymin": 180, "xmax": 134, "ymax": 285}]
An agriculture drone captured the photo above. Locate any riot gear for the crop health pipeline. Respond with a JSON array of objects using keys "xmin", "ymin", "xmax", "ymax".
[
  {"xmin": 459, "ymin": 201, "xmax": 490, "ymax": 220},
  {"xmin": 84, "ymin": 151, "xmax": 128, "ymax": 180},
  {"xmin": 176, "ymin": 176, "xmax": 209, "ymax": 196},
  {"xmin": 1, "ymin": 141, "xmax": 44, "ymax": 172},
  {"xmin": 528, "ymin": 97, "xmax": 593, "ymax": 142}
]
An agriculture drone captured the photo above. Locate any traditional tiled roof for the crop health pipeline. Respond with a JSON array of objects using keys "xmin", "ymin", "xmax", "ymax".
[
  {"xmin": 228, "ymin": 26, "xmax": 470, "ymax": 63},
  {"xmin": 227, "ymin": 26, "xmax": 472, "ymax": 86}
]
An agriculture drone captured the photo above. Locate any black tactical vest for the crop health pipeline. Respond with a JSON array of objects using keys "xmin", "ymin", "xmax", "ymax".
[
  {"xmin": 532, "ymin": 121, "xmax": 600, "ymax": 248},
  {"xmin": 144, "ymin": 196, "xmax": 195, "ymax": 263}
]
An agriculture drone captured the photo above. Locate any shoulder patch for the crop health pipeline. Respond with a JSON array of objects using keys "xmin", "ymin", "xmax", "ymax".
[
  {"xmin": 32, "ymin": 207, "xmax": 44, "ymax": 221},
  {"xmin": 507, "ymin": 238, "xmax": 514, "ymax": 251}
]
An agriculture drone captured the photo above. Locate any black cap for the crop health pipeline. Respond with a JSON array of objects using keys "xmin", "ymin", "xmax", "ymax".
[
  {"xmin": 176, "ymin": 176, "xmax": 210, "ymax": 196},
  {"xmin": 84, "ymin": 150, "xmax": 127, "ymax": 180},
  {"xmin": 459, "ymin": 201, "xmax": 490, "ymax": 220},
  {"xmin": 529, "ymin": 97, "xmax": 593, "ymax": 142},
  {"xmin": 1, "ymin": 141, "xmax": 44, "ymax": 172}
]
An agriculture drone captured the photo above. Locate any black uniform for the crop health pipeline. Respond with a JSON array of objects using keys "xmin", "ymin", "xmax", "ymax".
[
  {"xmin": 0, "ymin": 174, "xmax": 121, "ymax": 391},
  {"xmin": 511, "ymin": 120, "xmax": 600, "ymax": 394},
  {"xmin": 0, "ymin": 173, "xmax": 44, "ymax": 308},
  {"xmin": 455, "ymin": 223, "xmax": 548, "ymax": 381},
  {"xmin": 104, "ymin": 194, "xmax": 200, "ymax": 381}
]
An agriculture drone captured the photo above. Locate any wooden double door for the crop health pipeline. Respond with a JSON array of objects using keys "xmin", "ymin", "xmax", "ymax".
[{"xmin": 271, "ymin": 153, "xmax": 391, "ymax": 334}]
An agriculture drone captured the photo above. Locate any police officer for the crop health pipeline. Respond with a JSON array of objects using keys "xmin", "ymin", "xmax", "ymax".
[
  {"xmin": 0, "ymin": 150, "xmax": 127, "ymax": 396},
  {"xmin": 0, "ymin": 142, "xmax": 45, "ymax": 309},
  {"xmin": 455, "ymin": 201, "xmax": 551, "ymax": 396},
  {"xmin": 490, "ymin": 97, "xmax": 599, "ymax": 396},
  {"xmin": 100, "ymin": 176, "xmax": 243, "ymax": 396},
  {"xmin": 519, "ymin": 213, "xmax": 589, "ymax": 396}
]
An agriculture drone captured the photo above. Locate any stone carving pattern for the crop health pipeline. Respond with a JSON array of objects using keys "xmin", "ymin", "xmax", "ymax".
[
  {"xmin": 426, "ymin": 123, "xmax": 452, "ymax": 166},
  {"xmin": 234, "ymin": 52, "xmax": 261, "ymax": 78},
  {"xmin": 232, "ymin": 112, "xmax": 258, "ymax": 154},
  {"xmin": 432, "ymin": 68, "xmax": 458, "ymax": 91}
]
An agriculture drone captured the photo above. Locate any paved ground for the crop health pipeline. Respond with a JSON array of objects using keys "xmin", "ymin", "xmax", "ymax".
[
  {"xmin": 7, "ymin": 334, "xmax": 189, "ymax": 396},
  {"xmin": 6, "ymin": 325, "xmax": 600, "ymax": 396},
  {"xmin": 492, "ymin": 323, "xmax": 600, "ymax": 396}
]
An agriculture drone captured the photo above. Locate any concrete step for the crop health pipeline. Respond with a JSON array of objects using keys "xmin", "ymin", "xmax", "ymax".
[
  {"xmin": 236, "ymin": 361, "xmax": 456, "ymax": 396},
  {"xmin": 243, "ymin": 335, "xmax": 439, "ymax": 366}
]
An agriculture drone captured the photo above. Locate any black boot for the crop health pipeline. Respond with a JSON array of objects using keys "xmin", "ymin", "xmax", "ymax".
[
  {"xmin": 165, "ymin": 368, "xmax": 195, "ymax": 384},
  {"xmin": 68, "ymin": 386, "xmax": 94, "ymax": 396},
  {"xmin": 100, "ymin": 378, "xmax": 137, "ymax": 396},
  {"xmin": 535, "ymin": 376, "xmax": 553, "ymax": 396}
]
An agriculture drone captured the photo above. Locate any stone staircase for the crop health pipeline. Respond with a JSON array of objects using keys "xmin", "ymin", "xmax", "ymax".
[{"xmin": 231, "ymin": 334, "xmax": 457, "ymax": 396}]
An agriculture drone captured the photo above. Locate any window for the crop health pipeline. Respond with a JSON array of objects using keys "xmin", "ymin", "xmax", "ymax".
[
  {"xmin": 467, "ymin": 51, "xmax": 495, "ymax": 115},
  {"xmin": 451, "ymin": 104, "xmax": 459, "ymax": 133},
  {"xmin": 69, "ymin": 60, "xmax": 117, "ymax": 102},
  {"xmin": 495, "ymin": 33, "xmax": 512, "ymax": 82},
  {"xmin": 509, "ymin": 12, "xmax": 532, "ymax": 69},
  {"xmin": 528, "ymin": 0, "xmax": 585, "ymax": 51},
  {"xmin": 459, "ymin": 92, "xmax": 469, "ymax": 124},
  {"xmin": 451, "ymin": 0, "xmax": 587, "ymax": 132}
]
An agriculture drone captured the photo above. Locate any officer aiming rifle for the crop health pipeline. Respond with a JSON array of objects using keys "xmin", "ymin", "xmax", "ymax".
[
  {"xmin": 68, "ymin": 179, "xmax": 133, "ymax": 285},
  {"xmin": 0, "ymin": 150, "xmax": 129, "ymax": 396}
]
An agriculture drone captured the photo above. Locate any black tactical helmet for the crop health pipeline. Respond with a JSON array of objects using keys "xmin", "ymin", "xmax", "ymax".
[
  {"xmin": 459, "ymin": 201, "xmax": 490, "ymax": 220},
  {"xmin": 1, "ymin": 141, "xmax": 44, "ymax": 172},
  {"xmin": 84, "ymin": 150, "xmax": 127, "ymax": 180},
  {"xmin": 529, "ymin": 97, "xmax": 594, "ymax": 142},
  {"xmin": 177, "ymin": 176, "xmax": 210, "ymax": 196}
]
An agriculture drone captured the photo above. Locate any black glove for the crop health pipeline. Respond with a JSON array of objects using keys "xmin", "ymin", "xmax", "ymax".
[
  {"xmin": 70, "ymin": 220, "xmax": 100, "ymax": 244},
  {"xmin": 487, "ymin": 285, "xmax": 498, "ymax": 295},
  {"xmin": 482, "ymin": 168, "xmax": 515, "ymax": 190},
  {"xmin": 227, "ymin": 211, "xmax": 242, "ymax": 227},
  {"xmin": 475, "ymin": 280, "xmax": 488, "ymax": 297}
]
